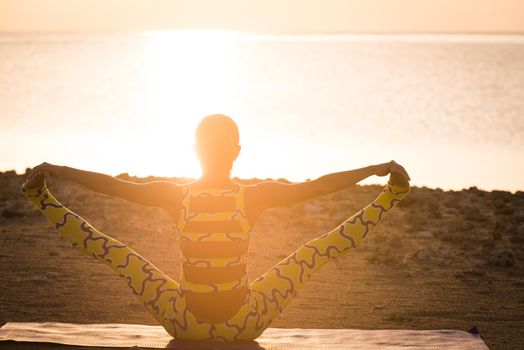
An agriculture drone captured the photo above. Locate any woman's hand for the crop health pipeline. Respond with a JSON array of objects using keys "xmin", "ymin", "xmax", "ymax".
[
  {"xmin": 23, "ymin": 162, "xmax": 62, "ymax": 189},
  {"xmin": 373, "ymin": 160, "xmax": 411, "ymax": 187}
]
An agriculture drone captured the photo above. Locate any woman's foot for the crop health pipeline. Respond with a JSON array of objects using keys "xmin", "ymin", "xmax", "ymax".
[
  {"xmin": 389, "ymin": 170, "xmax": 410, "ymax": 188},
  {"xmin": 21, "ymin": 171, "xmax": 47, "ymax": 192}
]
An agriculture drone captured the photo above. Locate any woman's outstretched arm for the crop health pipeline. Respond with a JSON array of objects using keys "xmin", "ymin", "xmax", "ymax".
[
  {"xmin": 248, "ymin": 160, "xmax": 410, "ymax": 210},
  {"xmin": 25, "ymin": 162, "xmax": 182, "ymax": 208}
]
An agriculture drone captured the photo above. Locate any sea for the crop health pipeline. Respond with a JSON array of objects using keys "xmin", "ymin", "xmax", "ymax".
[{"xmin": 1, "ymin": 31, "xmax": 523, "ymax": 193}]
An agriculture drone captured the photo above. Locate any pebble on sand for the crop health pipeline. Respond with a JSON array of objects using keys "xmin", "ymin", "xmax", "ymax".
[
  {"xmin": 490, "ymin": 250, "xmax": 515, "ymax": 267},
  {"xmin": 412, "ymin": 247, "xmax": 435, "ymax": 260},
  {"xmin": 31, "ymin": 274, "xmax": 49, "ymax": 283},
  {"xmin": 416, "ymin": 230, "xmax": 434, "ymax": 239}
]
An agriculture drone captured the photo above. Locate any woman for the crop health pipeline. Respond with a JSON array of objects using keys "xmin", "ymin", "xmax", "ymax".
[{"xmin": 22, "ymin": 114, "xmax": 411, "ymax": 341}]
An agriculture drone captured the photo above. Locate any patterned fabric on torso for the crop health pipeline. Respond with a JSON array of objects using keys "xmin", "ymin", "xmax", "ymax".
[{"xmin": 175, "ymin": 183, "xmax": 252, "ymax": 324}]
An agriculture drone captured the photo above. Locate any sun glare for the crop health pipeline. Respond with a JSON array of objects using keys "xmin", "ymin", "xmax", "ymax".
[{"xmin": 143, "ymin": 29, "xmax": 241, "ymax": 178}]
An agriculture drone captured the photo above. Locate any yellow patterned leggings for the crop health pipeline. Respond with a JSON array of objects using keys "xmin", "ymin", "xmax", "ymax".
[{"xmin": 21, "ymin": 180, "xmax": 410, "ymax": 341}]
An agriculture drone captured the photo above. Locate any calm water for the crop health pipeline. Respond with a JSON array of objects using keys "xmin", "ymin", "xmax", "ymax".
[{"xmin": 1, "ymin": 32, "xmax": 523, "ymax": 192}]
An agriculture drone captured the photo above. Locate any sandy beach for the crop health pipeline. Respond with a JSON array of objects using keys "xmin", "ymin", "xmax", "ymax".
[{"xmin": 1, "ymin": 170, "xmax": 523, "ymax": 349}]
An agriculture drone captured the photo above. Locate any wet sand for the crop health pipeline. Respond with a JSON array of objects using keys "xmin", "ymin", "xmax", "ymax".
[{"xmin": 0, "ymin": 170, "xmax": 523, "ymax": 349}]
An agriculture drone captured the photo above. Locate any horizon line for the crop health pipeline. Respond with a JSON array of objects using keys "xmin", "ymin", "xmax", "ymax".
[
  {"xmin": 1, "ymin": 30, "xmax": 524, "ymax": 45},
  {"xmin": 1, "ymin": 29, "xmax": 524, "ymax": 36}
]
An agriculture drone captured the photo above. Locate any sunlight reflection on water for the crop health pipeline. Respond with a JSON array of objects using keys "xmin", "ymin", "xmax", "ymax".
[{"xmin": 0, "ymin": 32, "xmax": 523, "ymax": 192}]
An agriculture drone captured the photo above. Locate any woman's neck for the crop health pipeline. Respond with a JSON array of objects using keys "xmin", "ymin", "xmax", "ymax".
[{"xmin": 195, "ymin": 172, "xmax": 234, "ymax": 188}]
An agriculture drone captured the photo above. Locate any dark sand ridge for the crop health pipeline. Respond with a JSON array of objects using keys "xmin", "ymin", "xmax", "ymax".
[{"xmin": 0, "ymin": 170, "xmax": 523, "ymax": 349}]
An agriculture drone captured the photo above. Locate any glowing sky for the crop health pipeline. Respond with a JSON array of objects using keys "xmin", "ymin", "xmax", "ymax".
[{"xmin": 1, "ymin": 0, "xmax": 523, "ymax": 34}]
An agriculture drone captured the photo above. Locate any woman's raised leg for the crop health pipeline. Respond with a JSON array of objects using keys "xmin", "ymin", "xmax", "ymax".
[
  {"xmin": 20, "ymin": 179, "xmax": 182, "ymax": 336},
  {"xmin": 247, "ymin": 180, "xmax": 411, "ymax": 330}
]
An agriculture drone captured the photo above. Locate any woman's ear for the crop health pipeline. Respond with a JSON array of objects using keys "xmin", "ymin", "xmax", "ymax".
[{"xmin": 233, "ymin": 145, "xmax": 241, "ymax": 161}]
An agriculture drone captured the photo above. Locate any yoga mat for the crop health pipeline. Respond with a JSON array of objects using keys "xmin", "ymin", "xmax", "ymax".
[{"xmin": 0, "ymin": 322, "xmax": 489, "ymax": 349}]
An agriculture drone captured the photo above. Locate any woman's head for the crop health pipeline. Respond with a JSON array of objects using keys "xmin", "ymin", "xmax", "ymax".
[{"xmin": 194, "ymin": 114, "xmax": 241, "ymax": 176}]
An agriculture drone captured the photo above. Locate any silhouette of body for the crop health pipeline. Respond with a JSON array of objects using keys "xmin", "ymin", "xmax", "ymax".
[{"xmin": 22, "ymin": 114, "xmax": 411, "ymax": 341}]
